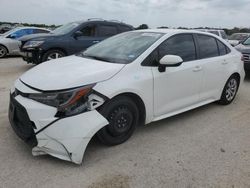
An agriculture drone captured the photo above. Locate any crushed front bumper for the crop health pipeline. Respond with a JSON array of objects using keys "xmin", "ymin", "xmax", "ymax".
[
  {"xmin": 8, "ymin": 81, "xmax": 109, "ymax": 164},
  {"xmin": 19, "ymin": 49, "xmax": 42, "ymax": 64}
]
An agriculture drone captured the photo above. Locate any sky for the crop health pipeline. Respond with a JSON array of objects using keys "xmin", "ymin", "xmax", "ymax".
[{"xmin": 0, "ymin": 0, "xmax": 250, "ymax": 28}]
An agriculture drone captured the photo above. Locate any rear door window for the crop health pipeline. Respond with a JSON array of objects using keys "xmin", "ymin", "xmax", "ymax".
[
  {"xmin": 197, "ymin": 34, "xmax": 219, "ymax": 59},
  {"xmin": 98, "ymin": 25, "xmax": 118, "ymax": 37},
  {"xmin": 217, "ymin": 40, "xmax": 227, "ymax": 56},
  {"xmin": 79, "ymin": 25, "xmax": 97, "ymax": 37},
  {"xmin": 159, "ymin": 34, "xmax": 197, "ymax": 62}
]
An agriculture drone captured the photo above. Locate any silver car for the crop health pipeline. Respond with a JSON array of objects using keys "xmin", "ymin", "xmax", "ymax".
[
  {"xmin": 0, "ymin": 27, "xmax": 50, "ymax": 58},
  {"xmin": 235, "ymin": 37, "xmax": 250, "ymax": 74},
  {"xmin": 196, "ymin": 29, "xmax": 228, "ymax": 40},
  {"xmin": 228, "ymin": 33, "xmax": 250, "ymax": 47}
]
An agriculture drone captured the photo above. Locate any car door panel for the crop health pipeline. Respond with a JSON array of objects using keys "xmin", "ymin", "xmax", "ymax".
[
  {"xmin": 73, "ymin": 24, "xmax": 99, "ymax": 52},
  {"xmin": 152, "ymin": 61, "xmax": 203, "ymax": 117},
  {"xmin": 152, "ymin": 34, "xmax": 203, "ymax": 117},
  {"xmin": 199, "ymin": 56, "xmax": 227, "ymax": 101},
  {"xmin": 196, "ymin": 34, "xmax": 229, "ymax": 101}
]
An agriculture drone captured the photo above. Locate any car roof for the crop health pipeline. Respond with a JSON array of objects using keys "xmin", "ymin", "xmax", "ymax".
[
  {"xmin": 133, "ymin": 29, "xmax": 217, "ymax": 35},
  {"xmin": 13, "ymin": 27, "xmax": 50, "ymax": 31},
  {"xmin": 73, "ymin": 19, "xmax": 133, "ymax": 28}
]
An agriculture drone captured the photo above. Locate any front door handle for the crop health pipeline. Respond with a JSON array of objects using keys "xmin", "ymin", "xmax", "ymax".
[
  {"xmin": 193, "ymin": 66, "xmax": 202, "ymax": 72},
  {"xmin": 93, "ymin": 40, "xmax": 100, "ymax": 43}
]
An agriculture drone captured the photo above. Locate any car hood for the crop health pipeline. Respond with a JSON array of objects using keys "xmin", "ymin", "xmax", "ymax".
[
  {"xmin": 235, "ymin": 44, "xmax": 250, "ymax": 53},
  {"xmin": 20, "ymin": 55, "xmax": 125, "ymax": 91},
  {"xmin": 18, "ymin": 33, "xmax": 60, "ymax": 42}
]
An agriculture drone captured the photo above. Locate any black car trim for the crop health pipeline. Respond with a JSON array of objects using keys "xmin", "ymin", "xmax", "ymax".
[
  {"xmin": 35, "ymin": 119, "xmax": 60, "ymax": 135},
  {"xmin": 9, "ymin": 93, "xmax": 38, "ymax": 147}
]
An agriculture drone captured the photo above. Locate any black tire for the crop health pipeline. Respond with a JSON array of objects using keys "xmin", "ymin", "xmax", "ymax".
[
  {"xmin": 42, "ymin": 49, "xmax": 66, "ymax": 62},
  {"xmin": 0, "ymin": 45, "xmax": 8, "ymax": 58},
  {"xmin": 218, "ymin": 75, "xmax": 239, "ymax": 105},
  {"xmin": 97, "ymin": 96, "xmax": 139, "ymax": 146}
]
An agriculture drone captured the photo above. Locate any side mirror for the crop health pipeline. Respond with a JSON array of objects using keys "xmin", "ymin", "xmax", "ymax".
[
  {"xmin": 158, "ymin": 55, "xmax": 183, "ymax": 72},
  {"xmin": 74, "ymin": 31, "xmax": 83, "ymax": 39}
]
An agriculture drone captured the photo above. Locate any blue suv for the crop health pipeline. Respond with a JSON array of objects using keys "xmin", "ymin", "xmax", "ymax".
[{"xmin": 19, "ymin": 19, "xmax": 134, "ymax": 64}]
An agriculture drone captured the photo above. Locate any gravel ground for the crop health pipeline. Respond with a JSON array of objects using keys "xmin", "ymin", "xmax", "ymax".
[{"xmin": 0, "ymin": 57, "xmax": 250, "ymax": 188}]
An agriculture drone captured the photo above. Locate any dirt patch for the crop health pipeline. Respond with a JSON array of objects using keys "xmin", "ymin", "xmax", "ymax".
[
  {"xmin": 88, "ymin": 174, "xmax": 130, "ymax": 188},
  {"xmin": 0, "ymin": 87, "xmax": 6, "ymax": 92}
]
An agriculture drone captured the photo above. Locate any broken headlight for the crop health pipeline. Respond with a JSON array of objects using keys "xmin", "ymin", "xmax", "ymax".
[{"xmin": 27, "ymin": 84, "xmax": 105, "ymax": 117}]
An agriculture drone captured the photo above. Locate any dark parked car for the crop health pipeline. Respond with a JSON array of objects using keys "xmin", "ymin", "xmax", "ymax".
[
  {"xmin": 19, "ymin": 19, "xmax": 134, "ymax": 64},
  {"xmin": 235, "ymin": 37, "xmax": 250, "ymax": 74}
]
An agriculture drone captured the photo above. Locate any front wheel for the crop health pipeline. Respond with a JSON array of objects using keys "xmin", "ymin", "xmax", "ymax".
[
  {"xmin": 97, "ymin": 96, "xmax": 139, "ymax": 146},
  {"xmin": 42, "ymin": 49, "xmax": 65, "ymax": 62},
  {"xmin": 218, "ymin": 75, "xmax": 239, "ymax": 105},
  {"xmin": 0, "ymin": 45, "xmax": 7, "ymax": 58}
]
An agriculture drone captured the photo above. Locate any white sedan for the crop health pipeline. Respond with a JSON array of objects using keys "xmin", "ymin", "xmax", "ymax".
[
  {"xmin": 0, "ymin": 27, "xmax": 50, "ymax": 58},
  {"xmin": 9, "ymin": 29, "xmax": 245, "ymax": 164}
]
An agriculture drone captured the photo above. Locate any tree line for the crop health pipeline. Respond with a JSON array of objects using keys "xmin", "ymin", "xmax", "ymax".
[
  {"xmin": 1, "ymin": 22, "xmax": 250, "ymax": 36},
  {"xmin": 0, "ymin": 21, "xmax": 58, "ymax": 29}
]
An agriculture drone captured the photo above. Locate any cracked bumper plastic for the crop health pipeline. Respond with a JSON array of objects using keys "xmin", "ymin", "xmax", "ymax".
[{"xmin": 10, "ymin": 92, "xmax": 109, "ymax": 164}]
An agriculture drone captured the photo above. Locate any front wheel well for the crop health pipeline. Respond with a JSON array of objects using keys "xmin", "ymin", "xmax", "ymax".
[
  {"xmin": 110, "ymin": 93, "xmax": 146, "ymax": 126},
  {"xmin": 43, "ymin": 48, "xmax": 67, "ymax": 56},
  {"xmin": 0, "ymin": 44, "xmax": 9, "ymax": 53}
]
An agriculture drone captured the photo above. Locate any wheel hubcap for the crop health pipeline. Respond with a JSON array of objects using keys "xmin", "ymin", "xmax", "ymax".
[
  {"xmin": 0, "ymin": 47, "xmax": 6, "ymax": 57},
  {"xmin": 47, "ymin": 52, "xmax": 63, "ymax": 60},
  {"xmin": 226, "ymin": 78, "xmax": 237, "ymax": 101},
  {"xmin": 108, "ymin": 106, "xmax": 133, "ymax": 136}
]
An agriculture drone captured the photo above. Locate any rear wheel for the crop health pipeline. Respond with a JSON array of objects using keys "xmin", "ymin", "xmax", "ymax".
[
  {"xmin": 42, "ymin": 49, "xmax": 65, "ymax": 62},
  {"xmin": 97, "ymin": 96, "xmax": 139, "ymax": 146},
  {"xmin": 0, "ymin": 45, "xmax": 7, "ymax": 58},
  {"xmin": 218, "ymin": 75, "xmax": 239, "ymax": 105}
]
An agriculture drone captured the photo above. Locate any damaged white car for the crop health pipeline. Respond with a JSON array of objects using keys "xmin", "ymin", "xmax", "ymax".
[{"xmin": 9, "ymin": 29, "xmax": 245, "ymax": 164}]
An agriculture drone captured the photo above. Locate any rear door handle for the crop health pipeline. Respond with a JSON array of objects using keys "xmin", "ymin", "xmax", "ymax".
[
  {"xmin": 193, "ymin": 66, "xmax": 202, "ymax": 72},
  {"xmin": 93, "ymin": 40, "xmax": 100, "ymax": 43}
]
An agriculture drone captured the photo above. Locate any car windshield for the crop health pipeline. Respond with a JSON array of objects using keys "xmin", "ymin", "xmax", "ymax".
[
  {"xmin": 243, "ymin": 37, "xmax": 250, "ymax": 45},
  {"xmin": 79, "ymin": 32, "xmax": 164, "ymax": 64},
  {"xmin": 51, "ymin": 22, "xmax": 80, "ymax": 35},
  {"xmin": 229, "ymin": 34, "xmax": 249, "ymax": 40}
]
